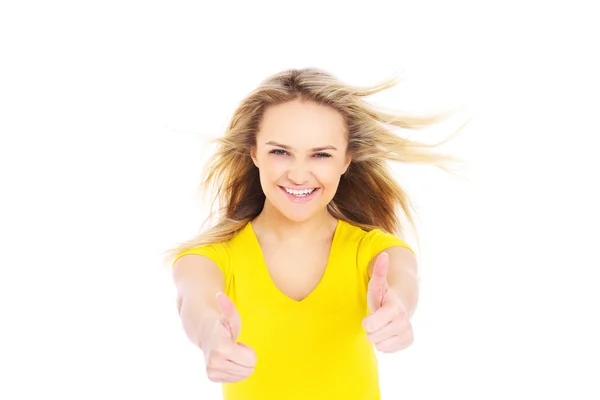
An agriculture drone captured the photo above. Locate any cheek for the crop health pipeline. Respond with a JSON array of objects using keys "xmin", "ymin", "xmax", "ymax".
[
  {"xmin": 314, "ymin": 163, "xmax": 344, "ymax": 187},
  {"xmin": 258, "ymin": 156, "xmax": 286, "ymax": 182}
]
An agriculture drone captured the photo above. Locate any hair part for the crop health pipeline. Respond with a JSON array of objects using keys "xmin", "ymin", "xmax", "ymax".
[{"xmin": 162, "ymin": 67, "xmax": 473, "ymax": 267}]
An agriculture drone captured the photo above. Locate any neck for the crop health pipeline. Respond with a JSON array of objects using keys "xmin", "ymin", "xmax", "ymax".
[{"xmin": 251, "ymin": 201, "xmax": 337, "ymax": 243}]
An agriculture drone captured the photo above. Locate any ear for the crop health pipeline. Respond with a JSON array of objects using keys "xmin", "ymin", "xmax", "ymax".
[
  {"xmin": 250, "ymin": 146, "xmax": 258, "ymax": 168},
  {"xmin": 343, "ymin": 154, "xmax": 351, "ymax": 174}
]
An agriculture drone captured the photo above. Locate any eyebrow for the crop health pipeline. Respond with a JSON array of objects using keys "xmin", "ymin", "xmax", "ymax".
[{"xmin": 265, "ymin": 141, "xmax": 338, "ymax": 152}]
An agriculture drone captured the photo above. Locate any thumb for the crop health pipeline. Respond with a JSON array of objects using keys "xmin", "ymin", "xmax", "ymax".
[
  {"xmin": 367, "ymin": 252, "xmax": 389, "ymax": 312},
  {"xmin": 215, "ymin": 292, "xmax": 241, "ymax": 340}
]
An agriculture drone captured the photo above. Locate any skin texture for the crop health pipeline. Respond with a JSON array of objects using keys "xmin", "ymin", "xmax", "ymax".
[{"xmin": 250, "ymin": 98, "xmax": 351, "ymax": 231}]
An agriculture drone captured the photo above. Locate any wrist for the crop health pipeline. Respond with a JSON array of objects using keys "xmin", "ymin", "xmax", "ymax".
[{"xmin": 198, "ymin": 314, "xmax": 221, "ymax": 353}]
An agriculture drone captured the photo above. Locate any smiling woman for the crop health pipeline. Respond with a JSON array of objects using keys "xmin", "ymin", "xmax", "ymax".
[{"xmin": 163, "ymin": 67, "xmax": 470, "ymax": 400}]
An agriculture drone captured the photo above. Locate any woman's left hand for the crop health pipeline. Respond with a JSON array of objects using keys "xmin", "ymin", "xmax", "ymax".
[{"xmin": 362, "ymin": 252, "xmax": 414, "ymax": 353}]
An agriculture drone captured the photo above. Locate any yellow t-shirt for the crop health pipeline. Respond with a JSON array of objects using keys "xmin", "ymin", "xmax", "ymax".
[{"xmin": 173, "ymin": 219, "xmax": 414, "ymax": 400}]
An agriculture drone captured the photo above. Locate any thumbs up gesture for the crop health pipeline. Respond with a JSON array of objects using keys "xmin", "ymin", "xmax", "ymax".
[
  {"xmin": 362, "ymin": 252, "xmax": 414, "ymax": 353},
  {"xmin": 202, "ymin": 292, "xmax": 257, "ymax": 383}
]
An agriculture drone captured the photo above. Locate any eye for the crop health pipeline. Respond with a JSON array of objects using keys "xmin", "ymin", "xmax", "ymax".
[
  {"xmin": 313, "ymin": 152, "xmax": 332, "ymax": 158},
  {"xmin": 269, "ymin": 149, "xmax": 289, "ymax": 156}
]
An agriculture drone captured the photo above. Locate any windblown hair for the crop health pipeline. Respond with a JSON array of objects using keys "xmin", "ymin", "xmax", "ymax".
[{"xmin": 162, "ymin": 67, "xmax": 472, "ymax": 267}]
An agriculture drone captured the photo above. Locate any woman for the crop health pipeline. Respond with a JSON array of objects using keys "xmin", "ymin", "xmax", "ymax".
[{"xmin": 164, "ymin": 68, "xmax": 467, "ymax": 400}]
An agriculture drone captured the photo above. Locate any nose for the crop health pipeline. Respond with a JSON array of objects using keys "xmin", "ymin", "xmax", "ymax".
[{"xmin": 287, "ymin": 159, "xmax": 311, "ymax": 185}]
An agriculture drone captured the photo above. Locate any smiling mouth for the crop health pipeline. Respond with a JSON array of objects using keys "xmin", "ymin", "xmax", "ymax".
[
  {"xmin": 279, "ymin": 186, "xmax": 320, "ymax": 199},
  {"xmin": 281, "ymin": 187, "xmax": 317, "ymax": 196}
]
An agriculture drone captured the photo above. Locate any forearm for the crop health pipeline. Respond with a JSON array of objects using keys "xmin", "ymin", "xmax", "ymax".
[
  {"xmin": 389, "ymin": 270, "xmax": 419, "ymax": 319},
  {"xmin": 179, "ymin": 294, "xmax": 221, "ymax": 352}
]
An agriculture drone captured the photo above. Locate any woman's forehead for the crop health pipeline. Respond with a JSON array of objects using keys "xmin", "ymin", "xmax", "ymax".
[{"xmin": 258, "ymin": 100, "xmax": 347, "ymax": 147}]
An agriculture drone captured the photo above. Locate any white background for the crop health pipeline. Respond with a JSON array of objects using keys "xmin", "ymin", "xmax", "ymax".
[{"xmin": 1, "ymin": 1, "xmax": 598, "ymax": 399}]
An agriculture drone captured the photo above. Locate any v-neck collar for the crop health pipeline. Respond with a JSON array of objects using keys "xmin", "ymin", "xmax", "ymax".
[{"xmin": 246, "ymin": 219, "xmax": 342, "ymax": 306}]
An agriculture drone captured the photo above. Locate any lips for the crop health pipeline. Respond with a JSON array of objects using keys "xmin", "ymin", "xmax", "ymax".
[
  {"xmin": 279, "ymin": 186, "xmax": 320, "ymax": 203},
  {"xmin": 283, "ymin": 187, "xmax": 316, "ymax": 194},
  {"xmin": 282, "ymin": 186, "xmax": 317, "ymax": 191}
]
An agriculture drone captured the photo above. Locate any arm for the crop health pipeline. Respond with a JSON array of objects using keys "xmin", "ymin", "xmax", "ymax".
[
  {"xmin": 172, "ymin": 254, "xmax": 225, "ymax": 351},
  {"xmin": 367, "ymin": 246, "xmax": 419, "ymax": 319}
]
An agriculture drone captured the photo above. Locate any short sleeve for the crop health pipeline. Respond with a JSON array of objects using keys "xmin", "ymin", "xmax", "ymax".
[
  {"xmin": 366, "ymin": 228, "xmax": 415, "ymax": 258},
  {"xmin": 357, "ymin": 228, "xmax": 415, "ymax": 282},
  {"xmin": 171, "ymin": 243, "xmax": 230, "ymax": 278}
]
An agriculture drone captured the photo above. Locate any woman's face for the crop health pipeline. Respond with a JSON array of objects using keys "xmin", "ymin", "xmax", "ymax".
[{"xmin": 250, "ymin": 98, "xmax": 351, "ymax": 223}]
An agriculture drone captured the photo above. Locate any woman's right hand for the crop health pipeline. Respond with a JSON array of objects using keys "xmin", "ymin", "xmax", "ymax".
[{"xmin": 202, "ymin": 292, "xmax": 257, "ymax": 383}]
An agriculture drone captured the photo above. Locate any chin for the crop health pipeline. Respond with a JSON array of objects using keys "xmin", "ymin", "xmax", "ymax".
[{"xmin": 278, "ymin": 203, "xmax": 331, "ymax": 223}]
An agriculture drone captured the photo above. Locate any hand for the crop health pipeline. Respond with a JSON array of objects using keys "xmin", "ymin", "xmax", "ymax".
[
  {"xmin": 203, "ymin": 292, "xmax": 257, "ymax": 383},
  {"xmin": 363, "ymin": 252, "xmax": 414, "ymax": 353}
]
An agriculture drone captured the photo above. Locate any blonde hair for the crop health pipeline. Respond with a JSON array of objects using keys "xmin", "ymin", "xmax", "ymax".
[{"xmin": 162, "ymin": 67, "xmax": 472, "ymax": 267}]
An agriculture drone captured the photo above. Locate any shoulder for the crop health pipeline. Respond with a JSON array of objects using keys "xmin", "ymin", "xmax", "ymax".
[
  {"xmin": 171, "ymin": 242, "xmax": 231, "ymax": 278},
  {"xmin": 338, "ymin": 220, "xmax": 414, "ymax": 258},
  {"xmin": 171, "ymin": 223, "xmax": 253, "ymax": 273},
  {"xmin": 334, "ymin": 220, "xmax": 413, "ymax": 282},
  {"xmin": 173, "ymin": 241, "xmax": 230, "ymax": 263}
]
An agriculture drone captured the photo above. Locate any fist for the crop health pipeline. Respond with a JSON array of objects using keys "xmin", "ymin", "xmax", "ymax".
[
  {"xmin": 203, "ymin": 292, "xmax": 257, "ymax": 383},
  {"xmin": 363, "ymin": 252, "xmax": 414, "ymax": 353}
]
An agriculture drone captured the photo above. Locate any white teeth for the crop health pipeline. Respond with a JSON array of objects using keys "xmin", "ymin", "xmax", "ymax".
[{"xmin": 284, "ymin": 187, "xmax": 316, "ymax": 196}]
